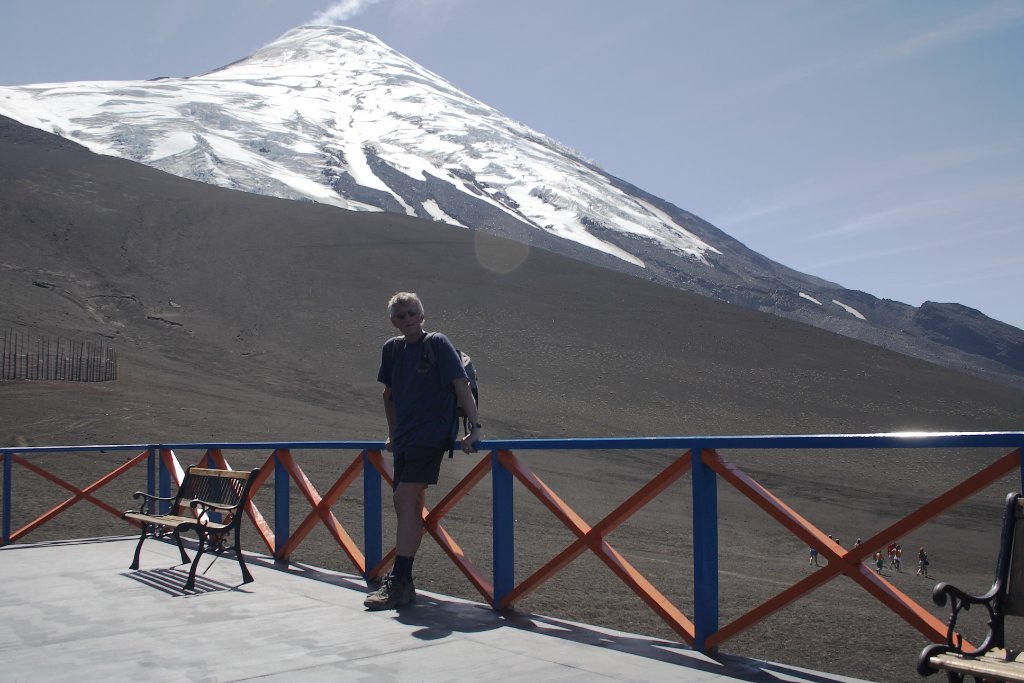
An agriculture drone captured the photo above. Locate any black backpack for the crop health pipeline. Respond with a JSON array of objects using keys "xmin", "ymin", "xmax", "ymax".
[{"xmin": 393, "ymin": 332, "xmax": 478, "ymax": 455}]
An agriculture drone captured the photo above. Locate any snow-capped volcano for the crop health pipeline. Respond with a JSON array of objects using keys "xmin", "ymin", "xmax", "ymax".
[
  {"xmin": 0, "ymin": 26, "xmax": 715, "ymax": 268},
  {"xmin": 1, "ymin": 25, "xmax": 1022, "ymax": 387}
]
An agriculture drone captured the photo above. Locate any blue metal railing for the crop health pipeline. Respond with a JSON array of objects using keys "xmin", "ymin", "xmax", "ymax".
[{"xmin": 2, "ymin": 431, "xmax": 1023, "ymax": 652}]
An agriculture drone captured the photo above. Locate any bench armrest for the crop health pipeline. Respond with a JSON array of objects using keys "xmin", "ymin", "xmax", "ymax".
[
  {"xmin": 189, "ymin": 498, "xmax": 243, "ymax": 515},
  {"xmin": 932, "ymin": 580, "xmax": 1002, "ymax": 656},
  {"xmin": 131, "ymin": 491, "xmax": 174, "ymax": 503},
  {"xmin": 126, "ymin": 491, "xmax": 176, "ymax": 515}
]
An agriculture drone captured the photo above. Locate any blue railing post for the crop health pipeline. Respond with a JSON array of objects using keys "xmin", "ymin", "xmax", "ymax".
[
  {"xmin": 145, "ymin": 446, "xmax": 156, "ymax": 513},
  {"xmin": 274, "ymin": 449, "xmax": 289, "ymax": 561},
  {"xmin": 2, "ymin": 451, "xmax": 11, "ymax": 545},
  {"xmin": 1019, "ymin": 442, "xmax": 1024, "ymax": 494},
  {"xmin": 492, "ymin": 449, "xmax": 515, "ymax": 608},
  {"xmin": 691, "ymin": 447, "xmax": 719, "ymax": 652},
  {"xmin": 363, "ymin": 450, "xmax": 382, "ymax": 580},
  {"xmin": 158, "ymin": 449, "xmax": 171, "ymax": 514}
]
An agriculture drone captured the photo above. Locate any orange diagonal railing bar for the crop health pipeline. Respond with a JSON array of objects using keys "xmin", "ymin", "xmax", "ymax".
[
  {"xmin": 593, "ymin": 533, "xmax": 696, "ymax": 643},
  {"xmin": 426, "ymin": 455, "xmax": 492, "ymax": 523},
  {"xmin": 365, "ymin": 448, "xmax": 395, "ymax": 487},
  {"xmin": 497, "ymin": 449, "xmax": 697, "ymax": 643},
  {"xmin": 703, "ymin": 448, "xmax": 1021, "ymax": 649},
  {"xmin": 501, "ymin": 451, "xmax": 594, "ymax": 533},
  {"xmin": 704, "ymin": 448, "xmax": 940, "ymax": 646},
  {"xmin": 275, "ymin": 448, "xmax": 365, "ymax": 572},
  {"xmin": 428, "ymin": 516, "xmax": 494, "ymax": 603},
  {"xmin": 244, "ymin": 462, "xmax": 276, "ymax": 551},
  {"xmin": 501, "ymin": 450, "xmax": 693, "ymax": 604},
  {"xmin": 855, "ymin": 448, "xmax": 1022, "ymax": 568},
  {"xmin": 423, "ymin": 454, "xmax": 495, "ymax": 603},
  {"xmin": 158, "ymin": 448, "xmax": 185, "ymax": 484},
  {"xmin": 201, "ymin": 448, "xmax": 277, "ymax": 552},
  {"xmin": 7, "ymin": 450, "xmax": 148, "ymax": 541},
  {"xmin": 362, "ymin": 450, "xmax": 494, "ymax": 600}
]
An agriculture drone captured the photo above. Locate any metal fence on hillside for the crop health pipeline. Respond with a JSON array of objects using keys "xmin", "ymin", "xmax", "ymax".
[{"xmin": 0, "ymin": 329, "xmax": 117, "ymax": 382}]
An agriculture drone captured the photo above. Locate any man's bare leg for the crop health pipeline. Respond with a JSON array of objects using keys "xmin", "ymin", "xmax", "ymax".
[{"xmin": 394, "ymin": 481, "xmax": 427, "ymax": 557}]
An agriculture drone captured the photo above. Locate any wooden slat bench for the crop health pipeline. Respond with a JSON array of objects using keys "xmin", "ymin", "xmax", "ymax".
[
  {"xmin": 919, "ymin": 492, "xmax": 1024, "ymax": 682},
  {"xmin": 122, "ymin": 466, "xmax": 260, "ymax": 590}
]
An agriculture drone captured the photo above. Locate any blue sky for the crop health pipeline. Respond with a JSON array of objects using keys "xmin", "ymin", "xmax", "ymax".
[{"xmin": 2, "ymin": 0, "xmax": 1022, "ymax": 330}]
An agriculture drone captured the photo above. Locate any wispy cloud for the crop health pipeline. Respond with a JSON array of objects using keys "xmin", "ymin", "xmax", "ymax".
[
  {"xmin": 816, "ymin": 247, "xmax": 1024, "ymax": 297},
  {"xmin": 813, "ymin": 168, "xmax": 1024, "ymax": 241},
  {"xmin": 711, "ymin": 180, "xmax": 822, "ymax": 228},
  {"xmin": 716, "ymin": 1, "xmax": 1024, "ymax": 104},
  {"xmin": 311, "ymin": 0, "xmax": 386, "ymax": 25},
  {"xmin": 806, "ymin": 233, "xmax": 970, "ymax": 270},
  {"xmin": 865, "ymin": 1, "xmax": 1024, "ymax": 66},
  {"xmin": 813, "ymin": 198, "xmax": 957, "ymax": 240},
  {"xmin": 715, "ymin": 138, "xmax": 1024, "ymax": 234}
]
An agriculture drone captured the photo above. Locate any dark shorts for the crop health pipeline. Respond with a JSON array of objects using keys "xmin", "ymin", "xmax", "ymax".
[{"xmin": 393, "ymin": 445, "xmax": 445, "ymax": 490}]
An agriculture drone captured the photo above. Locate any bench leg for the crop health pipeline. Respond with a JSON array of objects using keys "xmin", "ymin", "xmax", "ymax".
[
  {"xmin": 171, "ymin": 528, "xmax": 190, "ymax": 565},
  {"xmin": 181, "ymin": 529, "xmax": 254, "ymax": 590},
  {"xmin": 129, "ymin": 524, "xmax": 149, "ymax": 570},
  {"xmin": 234, "ymin": 530, "xmax": 254, "ymax": 584},
  {"xmin": 184, "ymin": 532, "xmax": 207, "ymax": 591}
]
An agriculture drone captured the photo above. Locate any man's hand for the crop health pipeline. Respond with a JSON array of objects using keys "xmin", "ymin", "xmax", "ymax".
[
  {"xmin": 460, "ymin": 427, "xmax": 480, "ymax": 454},
  {"xmin": 382, "ymin": 387, "xmax": 395, "ymax": 453}
]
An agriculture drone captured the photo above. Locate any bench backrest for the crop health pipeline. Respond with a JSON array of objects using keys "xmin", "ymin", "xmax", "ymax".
[
  {"xmin": 172, "ymin": 466, "xmax": 258, "ymax": 521},
  {"xmin": 1004, "ymin": 496, "xmax": 1024, "ymax": 616}
]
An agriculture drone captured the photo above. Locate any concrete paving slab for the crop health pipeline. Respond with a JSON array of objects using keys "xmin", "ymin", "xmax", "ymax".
[{"xmin": 0, "ymin": 536, "xmax": 874, "ymax": 682}]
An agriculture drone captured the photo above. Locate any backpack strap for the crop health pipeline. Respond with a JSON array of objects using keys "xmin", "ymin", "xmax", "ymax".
[
  {"xmin": 389, "ymin": 335, "xmax": 405, "ymax": 365},
  {"xmin": 423, "ymin": 332, "xmax": 438, "ymax": 368},
  {"xmin": 424, "ymin": 332, "xmax": 461, "ymax": 458},
  {"xmin": 391, "ymin": 333, "xmax": 435, "ymax": 370}
]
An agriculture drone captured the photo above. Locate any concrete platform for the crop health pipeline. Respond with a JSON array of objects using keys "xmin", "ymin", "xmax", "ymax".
[{"xmin": 0, "ymin": 536, "xmax": 872, "ymax": 682}]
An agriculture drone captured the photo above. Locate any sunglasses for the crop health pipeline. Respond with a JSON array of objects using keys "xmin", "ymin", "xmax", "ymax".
[{"xmin": 392, "ymin": 308, "xmax": 420, "ymax": 320}]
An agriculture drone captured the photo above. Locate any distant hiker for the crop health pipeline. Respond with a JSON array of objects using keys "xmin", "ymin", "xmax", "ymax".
[
  {"xmin": 364, "ymin": 291, "xmax": 482, "ymax": 611},
  {"xmin": 895, "ymin": 544, "xmax": 902, "ymax": 572},
  {"xmin": 809, "ymin": 547, "xmax": 819, "ymax": 566},
  {"xmin": 887, "ymin": 543, "xmax": 897, "ymax": 570},
  {"xmin": 916, "ymin": 547, "xmax": 930, "ymax": 577},
  {"xmin": 874, "ymin": 551, "xmax": 884, "ymax": 573}
]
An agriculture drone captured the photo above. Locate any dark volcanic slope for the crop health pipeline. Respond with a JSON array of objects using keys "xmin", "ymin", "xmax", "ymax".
[
  {"xmin": 1, "ymin": 114, "xmax": 1020, "ymax": 443},
  {"xmin": 2, "ymin": 115, "xmax": 1023, "ymax": 683}
]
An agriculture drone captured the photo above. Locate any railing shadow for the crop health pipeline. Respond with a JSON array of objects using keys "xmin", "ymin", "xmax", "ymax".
[{"xmin": 244, "ymin": 543, "xmax": 850, "ymax": 683}]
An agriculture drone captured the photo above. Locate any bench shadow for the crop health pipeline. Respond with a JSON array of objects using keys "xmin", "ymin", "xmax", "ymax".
[
  {"xmin": 0, "ymin": 534, "xmax": 135, "ymax": 549},
  {"xmin": 117, "ymin": 535, "xmax": 255, "ymax": 596},
  {"xmin": 121, "ymin": 567, "xmax": 247, "ymax": 596}
]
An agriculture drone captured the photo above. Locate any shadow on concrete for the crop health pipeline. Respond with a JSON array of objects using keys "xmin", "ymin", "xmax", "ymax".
[
  {"xmin": 121, "ymin": 567, "xmax": 249, "ymax": 596},
  {"xmin": 248, "ymin": 549, "xmax": 859, "ymax": 683}
]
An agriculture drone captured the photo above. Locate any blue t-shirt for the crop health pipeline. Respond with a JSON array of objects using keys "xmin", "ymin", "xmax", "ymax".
[{"xmin": 377, "ymin": 332, "xmax": 467, "ymax": 450}]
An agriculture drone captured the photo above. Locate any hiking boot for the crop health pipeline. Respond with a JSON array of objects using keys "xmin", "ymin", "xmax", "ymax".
[{"xmin": 363, "ymin": 574, "xmax": 416, "ymax": 610}]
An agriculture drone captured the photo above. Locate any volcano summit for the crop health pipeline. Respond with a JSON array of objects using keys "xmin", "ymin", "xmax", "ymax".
[{"xmin": 1, "ymin": 25, "xmax": 1021, "ymax": 387}]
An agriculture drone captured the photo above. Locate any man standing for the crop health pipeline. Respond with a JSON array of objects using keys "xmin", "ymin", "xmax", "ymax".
[{"xmin": 364, "ymin": 292, "xmax": 481, "ymax": 610}]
